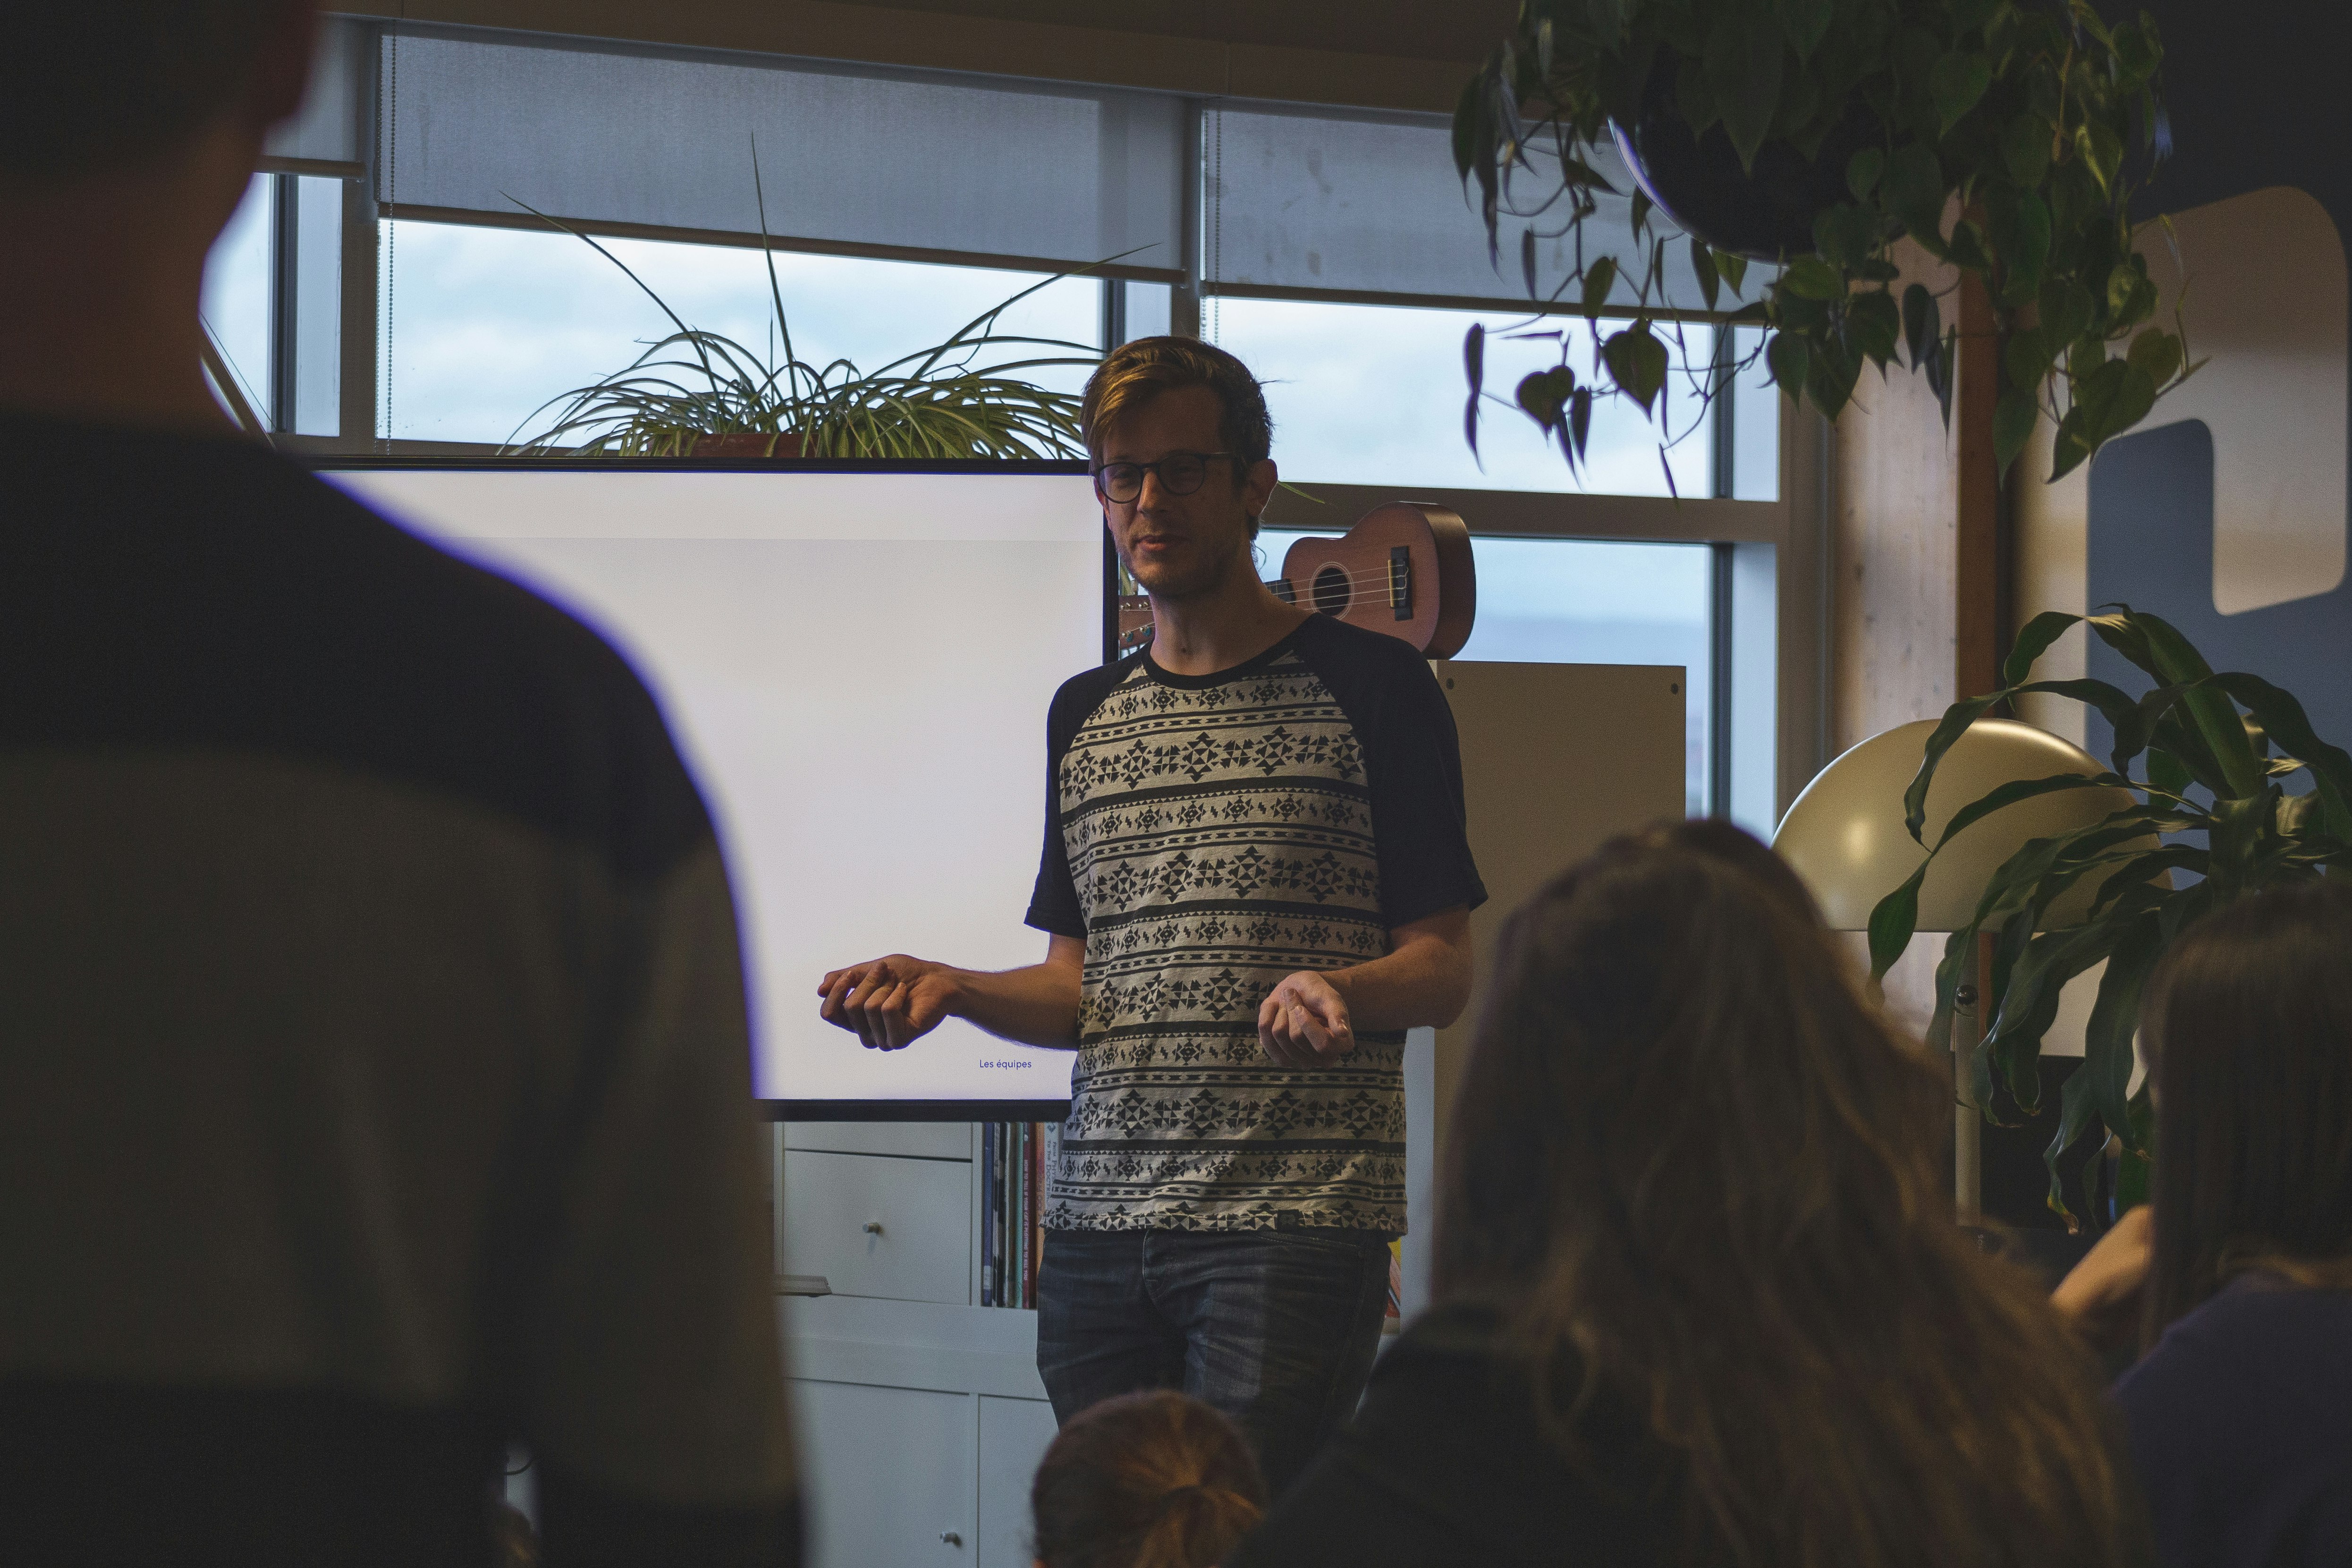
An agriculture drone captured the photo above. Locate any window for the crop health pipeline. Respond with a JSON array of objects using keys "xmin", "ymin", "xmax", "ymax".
[
  {"xmin": 1216, "ymin": 299, "xmax": 1718, "ymax": 497},
  {"xmin": 1259, "ymin": 531, "xmax": 1714, "ymax": 816},
  {"xmin": 379, "ymin": 222, "xmax": 1102, "ymax": 445},
  {"xmin": 201, "ymin": 175, "xmax": 273, "ymax": 420}
]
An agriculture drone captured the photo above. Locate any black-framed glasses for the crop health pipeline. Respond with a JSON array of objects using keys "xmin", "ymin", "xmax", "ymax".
[{"xmin": 1091, "ymin": 451, "xmax": 1236, "ymax": 505}]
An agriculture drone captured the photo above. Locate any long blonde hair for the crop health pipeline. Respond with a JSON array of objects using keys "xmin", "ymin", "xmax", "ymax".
[{"xmin": 1435, "ymin": 821, "xmax": 2141, "ymax": 1568}]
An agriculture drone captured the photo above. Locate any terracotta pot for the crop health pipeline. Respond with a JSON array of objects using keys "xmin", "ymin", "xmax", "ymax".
[{"xmin": 688, "ymin": 431, "xmax": 805, "ymax": 459}]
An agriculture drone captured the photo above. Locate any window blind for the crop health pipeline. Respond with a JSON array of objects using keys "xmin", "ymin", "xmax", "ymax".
[
  {"xmin": 262, "ymin": 15, "xmax": 368, "ymax": 173},
  {"xmin": 1203, "ymin": 104, "xmax": 1718, "ymax": 313},
  {"xmin": 375, "ymin": 31, "xmax": 1186, "ymax": 280}
]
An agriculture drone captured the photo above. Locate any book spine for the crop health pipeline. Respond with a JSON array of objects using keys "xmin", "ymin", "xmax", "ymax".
[
  {"xmin": 978, "ymin": 1122, "xmax": 996, "ymax": 1307},
  {"xmin": 1027, "ymin": 1120, "xmax": 1043, "ymax": 1309}
]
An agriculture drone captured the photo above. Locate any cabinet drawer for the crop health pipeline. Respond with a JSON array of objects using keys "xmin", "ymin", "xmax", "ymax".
[
  {"xmin": 793, "ymin": 1379, "xmax": 975, "ymax": 1567},
  {"xmin": 783, "ymin": 1151, "xmax": 973, "ymax": 1304}
]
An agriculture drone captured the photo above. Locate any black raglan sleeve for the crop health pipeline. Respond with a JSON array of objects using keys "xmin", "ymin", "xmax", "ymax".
[
  {"xmin": 1023, "ymin": 662, "xmax": 1125, "ymax": 939},
  {"xmin": 1297, "ymin": 620, "xmax": 1487, "ymax": 931}
]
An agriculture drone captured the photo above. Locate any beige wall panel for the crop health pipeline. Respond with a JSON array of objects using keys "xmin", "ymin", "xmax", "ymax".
[
  {"xmin": 2140, "ymin": 186, "xmax": 2349, "ymax": 615},
  {"xmin": 2014, "ymin": 186, "xmax": 2351, "ymax": 743},
  {"xmin": 1427, "ymin": 661, "xmax": 1686, "ymax": 1156}
]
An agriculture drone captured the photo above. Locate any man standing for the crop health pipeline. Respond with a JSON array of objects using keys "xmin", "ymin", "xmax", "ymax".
[
  {"xmin": 2, "ymin": 5, "xmax": 795, "ymax": 1561},
  {"xmin": 820, "ymin": 337, "xmax": 1482, "ymax": 1492}
]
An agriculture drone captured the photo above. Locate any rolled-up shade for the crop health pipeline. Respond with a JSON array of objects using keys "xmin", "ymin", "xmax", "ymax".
[
  {"xmin": 1204, "ymin": 104, "xmax": 1717, "ymax": 312},
  {"xmin": 376, "ymin": 31, "xmax": 1186, "ymax": 280},
  {"xmin": 262, "ymin": 15, "xmax": 369, "ymax": 172}
]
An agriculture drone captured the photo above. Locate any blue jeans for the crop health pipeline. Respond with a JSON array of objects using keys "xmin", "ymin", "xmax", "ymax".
[{"xmin": 1034, "ymin": 1227, "xmax": 1393, "ymax": 1497}]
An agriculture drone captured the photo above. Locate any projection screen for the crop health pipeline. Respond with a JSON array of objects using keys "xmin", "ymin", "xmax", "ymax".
[{"xmin": 322, "ymin": 461, "xmax": 1102, "ymax": 1115}]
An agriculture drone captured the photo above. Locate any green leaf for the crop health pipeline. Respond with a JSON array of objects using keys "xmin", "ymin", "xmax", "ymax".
[
  {"xmin": 1601, "ymin": 323, "xmax": 1670, "ymax": 415},
  {"xmin": 1849, "ymin": 289, "xmax": 1902, "ymax": 369},
  {"xmin": 1880, "ymin": 142, "xmax": 1947, "ymax": 254},
  {"xmin": 1716, "ymin": 251, "xmax": 1750, "ymax": 297},
  {"xmin": 2039, "ymin": 278, "xmax": 2093, "ymax": 352},
  {"xmin": 1691, "ymin": 237, "xmax": 1720, "ymax": 313},
  {"xmin": 2127, "ymin": 328, "xmax": 2183, "ymax": 388},
  {"xmin": 1929, "ymin": 51, "xmax": 1992, "ymax": 137},
  {"xmin": 1782, "ymin": 255, "xmax": 1844, "ymax": 300},
  {"xmin": 2082, "ymin": 913, "xmax": 2165, "ymax": 1152},
  {"xmin": 2002, "ymin": 610, "xmax": 2078, "ymax": 687},
  {"xmin": 1582, "ymin": 255, "xmax": 1618, "ymax": 321},
  {"xmin": 1867, "ymin": 865, "xmax": 1926, "ymax": 980},
  {"xmin": 1767, "ymin": 330, "xmax": 1813, "ymax": 401},
  {"xmin": 1847, "ymin": 146, "xmax": 1887, "ymax": 203},
  {"xmin": 1773, "ymin": 0, "xmax": 1834, "ymax": 59},
  {"xmin": 2076, "ymin": 119, "xmax": 2124, "ymax": 195},
  {"xmin": 2002, "ymin": 112, "xmax": 2050, "ymax": 187},
  {"xmin": 1987, "ymin": 187, "xmax": 2051, "ymax": 301},
  {"xmin": 1707, "ymin": 11, "xmax": 1785, "ymax": 171},
  {"xmin": 1567, "ymin": 385, "xmax": 1593, "ymax": 463},
  {"xmin": 2004, "ymin": 329, "xmax": 2051, "ymax": 395},
  {"xmin": 2211, "ymin": 672, "xmax": 2352, "ymax": 840},
  {"xmin": 1515, "ymin": 365, "xmax": 1574, "ymax": 429},
  {"xmin": 2045, "ymin": 1064, "xmax": 2102, "ymax": 1228},
  {"xmin": 2105, "ymin": 262, "xmax": 2143, "ymax": 322},
  {"xmin": 2146, "ymin": 746, "xmax": 2193, "ymax": 798},
  {"xmin": 1463, "ymin": 323, "xmax": 1486, "ymax": 458},
  {"xmin": 1902, "ymin": 283, "xmax": 1941, "ymax": 371},
  {"xmin": 1904, "ymin": 694, "xmax": 2007, "ymax": 841},
  {"xmin": 2048, "ymin": 407, "xmax": 2095, "ymax": 482},
  {"xmin": 1812, "ymin": 203, "xmax": 1880, "ymax": 270},
  {"xmin": 1993, "ymin": 389, "xmax": 2039, "ymax": 477},
  {"xmin": 1806, "ymin": 333, "xmax": 1862, "ymax": 420},
  {"xmin": 2135, "ymin": 616, "xmax": 2264, "ymax": 798}
]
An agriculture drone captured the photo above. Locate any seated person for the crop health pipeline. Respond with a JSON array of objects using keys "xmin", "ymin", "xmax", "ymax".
[
  {"xmin": 1031, "ymin": 1391, "xmax": 1264, "ymax": 1568},
  {"xmin": 1231, "ymin": 821, "xmax": 2149, "ymax": 1568},
  {"xmin": 2054, "ymin": 880, "xmax": 2352, "ymax": 1568}
]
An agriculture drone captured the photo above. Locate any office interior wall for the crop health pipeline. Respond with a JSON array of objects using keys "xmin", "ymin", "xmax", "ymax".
[{"xmin": 328, "ymin": 0, "xmax": 1512, "ymax": 115}]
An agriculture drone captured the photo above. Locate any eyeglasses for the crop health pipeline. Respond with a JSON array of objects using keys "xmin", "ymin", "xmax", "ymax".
[{"xmin": 1091, "ymin": 451, "xmax": 1237, "ymax": 505}]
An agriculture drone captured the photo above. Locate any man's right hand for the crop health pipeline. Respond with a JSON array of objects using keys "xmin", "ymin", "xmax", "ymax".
[{"xmin": 818, "ymin": 956, "xmax": 960, "ymax": 1051}]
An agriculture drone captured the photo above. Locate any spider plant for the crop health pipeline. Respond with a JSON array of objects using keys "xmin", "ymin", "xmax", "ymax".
[
  {"xmin": 1866, "ymin": 606, "xmax": 2352, "ymax": 1224},
  {"xmin": 507, "ymin": 182, "xmax": 1101, "ymax": 458}
]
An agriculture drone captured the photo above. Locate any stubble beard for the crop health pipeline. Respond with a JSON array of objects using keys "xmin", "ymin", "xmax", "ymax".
[{"xmin": 1127, "ymin": 527, "xmax": 1255, "ymax": 604}]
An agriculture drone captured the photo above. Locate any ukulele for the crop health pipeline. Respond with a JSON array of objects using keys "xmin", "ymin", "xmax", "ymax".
[{"xmin": 1116, "ymin": 502, "xmax": 1476, "ymax": 659}]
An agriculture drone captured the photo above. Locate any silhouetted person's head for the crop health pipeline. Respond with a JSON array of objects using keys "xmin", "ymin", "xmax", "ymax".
[
  {"xmin": 1030, "ymin": 1390, "xmax": 1265, "ymax": 1568},
  {"xmin": 2141, "ymin": 877, "xmax": 2352, "ymax": 1343},
  {"xmin": 1, "ymin": 2, "xmax": 317, "ymax": 427},
  {"xmin": 1436, "ymin": 819, "xmax": 2141, "ymax": 1568}
]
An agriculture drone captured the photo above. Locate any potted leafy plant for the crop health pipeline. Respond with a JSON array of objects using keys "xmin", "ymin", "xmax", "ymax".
[
  {"xmin": 1452, "ymin": 0, "xmax": 2191, "ymax": 483},
  {"xmin": 507, "ymin": 200, "xmax": 1100, "ymax": 460},
  {"xmin": 1865, "ymin": 607, "xmax": 2352, "ymax": 1223}
]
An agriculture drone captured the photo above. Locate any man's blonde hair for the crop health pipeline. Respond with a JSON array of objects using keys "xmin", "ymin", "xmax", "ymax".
[{"xmin": 1081, "ymin": 337, "xmax": 1274, "ymax": 472}]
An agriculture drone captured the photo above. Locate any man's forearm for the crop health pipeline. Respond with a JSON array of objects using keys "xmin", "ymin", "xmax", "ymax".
[
  {"xmin": 945, "ymin": 959, "xmax": 1083, "ymax": 1049},
  {"xmin": 1325, "ymin": 911, "xmax": 1473, "ymax": 1033}
]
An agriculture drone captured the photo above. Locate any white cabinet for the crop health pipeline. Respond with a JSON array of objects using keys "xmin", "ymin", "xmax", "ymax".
[
  {"xmin": 786, "ymin": 1121, "xmax": 975, "ymax": 1161},
  {"xmin": 783, "ymin": 1149, "xmax": 973, "ymax": 1304},
  {"xmin": 977, "ymin": 1396, "xmax": 1059, "ymax": 1568},
  {"xmin": 794, "ymin": 1379, "xmax": 977, "ymax": 1566}
]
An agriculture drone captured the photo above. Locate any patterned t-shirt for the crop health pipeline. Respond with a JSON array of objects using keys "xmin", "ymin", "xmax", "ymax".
[{"xmin": 1025, "ymin": 614, "xmax": 1485, "ymax": 1235}]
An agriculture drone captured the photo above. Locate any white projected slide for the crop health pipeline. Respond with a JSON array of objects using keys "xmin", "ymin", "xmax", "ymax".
[{"xmin": 327, "ymin": 466, "xmax": 1100, "ymax": 1106}]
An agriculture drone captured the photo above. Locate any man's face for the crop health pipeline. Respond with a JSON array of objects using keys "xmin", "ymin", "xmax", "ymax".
[{"xmin": 1095, "ymin": 384, "xmax": 1273, "ymax": 601}]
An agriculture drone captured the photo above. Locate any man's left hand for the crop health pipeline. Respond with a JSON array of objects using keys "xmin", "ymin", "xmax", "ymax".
[{"xmin": 1258, "ymin": 971, "xmax": 1355, "ymax": 1067}]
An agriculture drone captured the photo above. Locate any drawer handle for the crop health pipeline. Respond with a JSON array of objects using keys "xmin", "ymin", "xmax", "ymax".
[
  {"xmin": 863, "ymin": 1220, "xmax": 885, "ymax": 1236},
  {"xmin": 939, "ymin": 1530, "xmax": 962, "ymax": 1547}
]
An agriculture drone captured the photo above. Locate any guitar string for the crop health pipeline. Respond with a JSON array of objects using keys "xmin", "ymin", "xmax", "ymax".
[{"xmin": 1115, "ymin": 566, "xmax": 1423, "ymax": 598}]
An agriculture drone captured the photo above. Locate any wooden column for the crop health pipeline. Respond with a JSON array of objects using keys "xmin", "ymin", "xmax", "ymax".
[{"xmin": 1829, "ymin": 244, "xmax": 2007, "ymax": 1050}]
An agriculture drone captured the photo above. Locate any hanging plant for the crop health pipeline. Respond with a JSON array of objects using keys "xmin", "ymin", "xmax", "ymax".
[
  {"xmin": 1867, "ymin": 607, "xmax": 2352, "ymax": 1224},
  {"xmin": 1454, "ymin": 0, "xmax": 2192, "ymax": 483}
]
